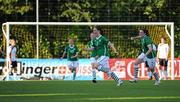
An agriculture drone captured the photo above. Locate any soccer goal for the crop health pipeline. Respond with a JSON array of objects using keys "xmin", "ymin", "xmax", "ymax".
[{"xmin": 1, "ymin": 22, "xmax": 174, "ymax": 80}]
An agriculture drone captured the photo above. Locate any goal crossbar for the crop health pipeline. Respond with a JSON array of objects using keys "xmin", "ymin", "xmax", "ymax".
[{"xmin": 4, "ymin": 22, "xmax": 174, "ymax": 26}]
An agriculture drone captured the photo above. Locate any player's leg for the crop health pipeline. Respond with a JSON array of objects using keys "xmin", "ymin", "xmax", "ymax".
[
  {"xmin": 72, "ymin": 67, "xmax": 76, "ymax": 80},
  {"xmin": 71, "ymin": 61, "xmax": 79, "ymax": 80},
  {"xmin": 2, "ymin": 66, "xmax": 8, "ymax": 81},
  {"xmin": 147, "ymin": 58, "xmax": 160, "ymax": 85},
  {"xmin": 129, "ymin": 53, "xmax": 144, "ymax": 83},
  {"xmin": 146, "ymin": 61, "xmax": 152, "ymax": 80},
  {"xmin": 90, "ymin": 57, "xmax": 97, "ymax": 83},
  {"xmin": 147, "ymin": 68, "xmax": 152, "ymax": 80},
  {"xmin": 159, "ymin": 59, "xmax": 163, "ymax": 80},
  {"xmin": 67, "ymin": 61, "xmax": 74, "ymax": 80},
  {"xmin": 12, "ymin": 61, "xmax": 17, "ymax": 80},
  {"xmin": 163, "ymin": 60, "xmax": 168, "ymax": 80},
  {"xmin": 94, "ymin": 56, "xmax": 123, "ymax": 86}
]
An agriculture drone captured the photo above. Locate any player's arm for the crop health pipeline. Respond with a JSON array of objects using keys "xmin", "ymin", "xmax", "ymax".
[
  {"xmin": 166, "ymin": 45, "xmax": 169, "ymax": 60},
  {"xmin": 156, "ymin": 44, "xmax": 160, "ymax": 59},
  {"xmin": 83, "ymin": 47, "xmax": 94, "ymax": 51},
  {"xmin": 145, "ymin": 44, "xmax": 153, "ymax": 56},
  {"xmin": 71, "ymin": 52, "xmax": 78, "ymax": 58},
  {"xmin": 61, "ymin": 52, "xmax": 66, "ymax": 59},
  {"xmin": 108, "ymin": 42, "xmax": 118, "ymax": 55},
  {"xmin": 83, "ymin": 41, "xmax": 95, "ymax": 51},
  {"xmin": 130, "ymin": 35, "xmax": 141, "ymax": 40},
  {"xmin": 71, "ymin": 47, "xmax": 79, "ymax": 58},
  {"xmin": 61, "ymin": 47, "xmax": 67, "ymax": 59}
]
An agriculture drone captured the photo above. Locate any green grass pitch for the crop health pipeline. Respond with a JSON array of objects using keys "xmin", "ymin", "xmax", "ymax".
[{"xmin": 0, "ymin": 80, "xmax": 180, "ymax": 102}]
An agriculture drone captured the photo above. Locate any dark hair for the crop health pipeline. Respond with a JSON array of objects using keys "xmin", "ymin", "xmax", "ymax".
[
  {"xmin": 94, "ymin": 26, "xmax": 104, "ymax": 35},
  {"xmin": 95, "ymin": 26, "xmax": 101, "ymax": 31},
  {"xmin": 10, "ymin": 36, "xmax": 16, "ymax": 41},
  {"xmin": 140, "ymin": 29, "xmax": 149, "ymax": 36}
]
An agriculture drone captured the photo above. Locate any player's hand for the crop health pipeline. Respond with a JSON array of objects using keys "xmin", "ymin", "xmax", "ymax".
[
  {"xmin": 165, "ymin": 58, "xmax": 168, "ymax": 61},
  {"xmin": 130, "ymin": 37, "xmax": 134, "ymax": 40},
  {"xmin": 156, "ymin": 58, "xmax": 159, "ymax": 62},
  {"xmin": 82, "ymin": 48, "xmax": 87, "ymax": 51},
  {"xmin": 95, "ymin": 56, "xmax": 99, "ymax": 60},
  {"xmin": 9, "ymin": 61, "xmax": 12, "ymax": 65},
  {"xmin": 71, "ymin": 56, "xmax": 77, "ymax": 58},
  {"xmin": 114, "ymin": 51, "xmax": 119, "ymax": 55}
]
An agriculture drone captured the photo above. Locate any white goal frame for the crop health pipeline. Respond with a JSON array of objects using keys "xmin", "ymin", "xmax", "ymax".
[{"xmin": 2, "ymin": 22, "xmax": 174, "ymax": 80}]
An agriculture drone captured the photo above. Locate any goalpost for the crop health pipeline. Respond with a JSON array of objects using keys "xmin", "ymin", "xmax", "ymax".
[{"xmin": 2, "ymin": 22, "xmax": 174, "ymax": 80}]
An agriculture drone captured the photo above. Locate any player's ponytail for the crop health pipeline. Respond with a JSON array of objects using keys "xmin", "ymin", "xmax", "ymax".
[{"xmin": 142, "ymin": 29, "xmax": 149, "ymax": 36}]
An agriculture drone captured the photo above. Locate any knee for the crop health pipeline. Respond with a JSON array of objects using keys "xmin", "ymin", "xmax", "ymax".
[
  {"xmin": 133, "ymin": 61, "xmax": 139, "ymax": 66},
  {"xmin": 91, "ymin": 63, "xmax": 95, "ymax": 69},
  {"xmin": 133, "ymin": 62, "xmax": 138, "ymax": 68},
  {"xmin": 94, "ymin": 63, "xmax": 99, "ymax": 69}
]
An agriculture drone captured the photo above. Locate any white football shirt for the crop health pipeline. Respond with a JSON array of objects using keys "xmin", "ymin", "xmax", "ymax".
[{"xmin": 157, "ymin": 43, "xmax": 169, "ymax": 59}]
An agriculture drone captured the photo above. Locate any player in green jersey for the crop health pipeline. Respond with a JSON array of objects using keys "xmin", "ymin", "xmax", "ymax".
[
  {"xmin": 89, "ymin": 26, "xmax": 123, "ymax": 86},
  {"xmin": 61, "ymin": 38, "xmax": 79, "ymax": 80},
  {"xmin": 83, "ymin": 32, "xmax": 98, "ymax": 83},
  {"xmin": 129, "ymin": 29, "xmax": 160, "ymax": 85}
]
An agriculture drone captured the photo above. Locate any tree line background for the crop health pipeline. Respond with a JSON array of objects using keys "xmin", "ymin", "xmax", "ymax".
[{"xmin": 0, "ymin": 0, "xmax": 179, "ymax": 58}]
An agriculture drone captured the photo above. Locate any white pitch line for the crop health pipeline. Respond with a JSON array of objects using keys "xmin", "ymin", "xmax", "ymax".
[
  {"xmin": 0, "ymin": 93, "xmax": 88, "ymax": 97},
  {"xmin": 85, "ymin": 96, "xmax": 180, "ymax": 100}
]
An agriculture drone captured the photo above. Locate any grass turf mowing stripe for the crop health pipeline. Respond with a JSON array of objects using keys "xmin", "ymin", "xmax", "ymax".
[
  {"xmin": 0, "ymin": 93, "xmax": 88, "ymax": 97},
  {"xmin": 84, "ymin": 96, "xmax": 180, "ymax": 100}
]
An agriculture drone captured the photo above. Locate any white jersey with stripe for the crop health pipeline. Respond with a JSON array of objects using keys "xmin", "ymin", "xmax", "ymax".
[{"xmin": 8, "ymin": 46, "xmax": 17, "ymax": 61}]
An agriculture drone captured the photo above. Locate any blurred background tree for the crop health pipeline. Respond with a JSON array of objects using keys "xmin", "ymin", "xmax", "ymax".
[{"xmin": 0, "ymin": 0, "xmax": 179, "ymax": 58}]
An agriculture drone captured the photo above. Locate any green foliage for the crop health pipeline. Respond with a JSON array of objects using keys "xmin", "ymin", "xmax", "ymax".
[
  {"xmin": 0, "ymin": 0, "xmax": 180, "ymax": 58},
  {"xmin": 60, "ymin": 1, "xmax": 92, "ymax": 22},
  {"xmin": 0, "ymin": 0, "xmax": 33, "ymax": 15},
  {"xmin": 11, "ymin": 25, "xmax": 36, "ymax": 58}
]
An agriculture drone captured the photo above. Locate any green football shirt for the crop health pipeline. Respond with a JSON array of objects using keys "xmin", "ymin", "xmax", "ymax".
[
  {"xmin": 141, "ymin": 35, "xmax": 156, "ymax": 58},
  {"xmin": 93, "ymin": 35, "xmax": 110, "ymax": 57},
  {"xmin": 64, "ymin": 45, "xmax": 78, "ymax": 61}
]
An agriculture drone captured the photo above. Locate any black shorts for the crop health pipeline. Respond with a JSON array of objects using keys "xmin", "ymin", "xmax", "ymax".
[
  {"xmin": 11, "ymin": 61, "xmax": 17, "ymax": 68},
  {"xmin": 145, "ymin": 61, "xmax": 149, "ymax": 67},
  {"xmin": 159, "ymin": 59, "xmax": 168, "ymax": 67}
]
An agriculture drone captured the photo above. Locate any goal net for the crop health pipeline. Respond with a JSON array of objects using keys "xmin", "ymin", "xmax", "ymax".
[{"xmin": 1, "ymin": 22, "xmax": 174, "ymax": 80}]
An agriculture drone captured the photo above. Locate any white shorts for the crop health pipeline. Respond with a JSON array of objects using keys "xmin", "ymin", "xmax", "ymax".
[
  {"xmin": 138, "ymin": 53, "xmax": 156, "ymax": 69},
  {"xmin": 137, "ymin": 53, "xmax": 147, "ymax": 61},
  {"xmin": 90, "ymin": 57, "xmax": 96, "ymax": 64},
  {"xmin": 96, "ymin": 56, "xmax": 109, "ymax": 70},
  {"xmin": 146, "ymin": 58, "xmax": 156, "ymax": 69},
  {"xmin": 67, "ymin": 61, "xmax": 79, "ymax": 69}
]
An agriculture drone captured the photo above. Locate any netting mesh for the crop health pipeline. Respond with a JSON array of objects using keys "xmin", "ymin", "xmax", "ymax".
[{"xmin": 2, "ymin": 24, "xmax": 171, "ymax": 59}]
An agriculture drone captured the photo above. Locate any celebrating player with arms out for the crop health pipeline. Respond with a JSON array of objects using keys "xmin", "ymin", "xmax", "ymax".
[
  {"xmin": 129, "ymin": 29, "xmax": 160, "ymax": 85},
  {"xmin": 61, "ymin": 38, "xmax": 79, "ymax": 80},
  {"xmin": 84, "ymin": 26, "xmax": 123, "ymax": 86}
]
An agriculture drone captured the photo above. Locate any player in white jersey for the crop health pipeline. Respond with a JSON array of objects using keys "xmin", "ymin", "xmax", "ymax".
[
  {"xmin": 2, "ymin": 38, "xmax": 17, "ymax": 81},
  {"xmin": 157, "ymin": 37, "xmax": 169, "ymax": 80},
  {"xmin": 9, "ymin": 38, "xmax": 17, "ymax": 80}
]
